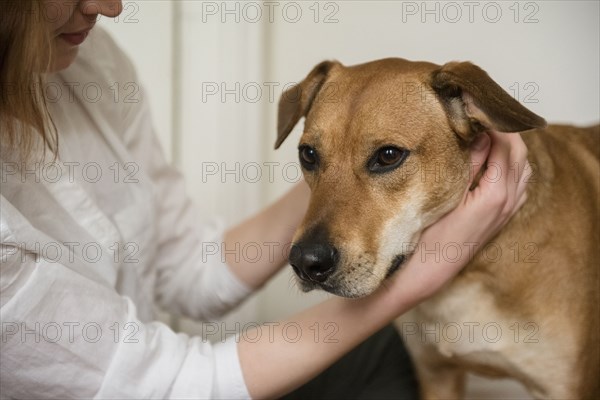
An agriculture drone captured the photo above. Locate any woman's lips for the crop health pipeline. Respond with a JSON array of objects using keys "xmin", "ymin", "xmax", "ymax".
[{"xmin": 59, "ymin": 30, "xmax": 90, "ymax": 46}]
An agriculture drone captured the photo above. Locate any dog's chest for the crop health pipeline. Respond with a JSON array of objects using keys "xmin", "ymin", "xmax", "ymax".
[
  {"xmin": 398, "ymin": 278, "xmax": 580, "ymax": 397},
  {"xmin": 399, "ymin": 280, "xmax": 534, "ymax": 372}
]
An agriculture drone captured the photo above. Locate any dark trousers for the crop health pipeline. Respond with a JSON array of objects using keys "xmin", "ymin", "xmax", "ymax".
[{"xmin": 281, "ymin": 325, "xmax": 420, "ymax": 400}]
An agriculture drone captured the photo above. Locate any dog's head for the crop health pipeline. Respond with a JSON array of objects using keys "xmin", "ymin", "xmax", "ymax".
[{"xmin": 276, "ymin": 58, "xmax": 545, "ymax": 298}]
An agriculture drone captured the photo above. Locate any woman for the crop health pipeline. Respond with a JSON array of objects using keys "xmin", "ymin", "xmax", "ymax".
[{"xmin": 0, "ymin": 1, "xmax": 529, "ymax": 398}]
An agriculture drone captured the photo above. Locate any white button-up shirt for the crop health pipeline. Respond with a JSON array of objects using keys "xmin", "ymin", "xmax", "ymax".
[{"xmin": 1, "ymin": 27, "xmax": 251, "ymax": 399}]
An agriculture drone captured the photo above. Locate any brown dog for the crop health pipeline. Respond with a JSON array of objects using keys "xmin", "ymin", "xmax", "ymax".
[{"xmin": 275, "ymin": 58, "xmax": 599, "ymax": 399}]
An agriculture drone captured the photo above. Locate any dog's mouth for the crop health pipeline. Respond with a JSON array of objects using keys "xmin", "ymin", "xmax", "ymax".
[
  {"xmin": 293, "ymin": 253, "xmax": 409, "ymax": 298},
  {"xmin": 385, "ymin": 254, "xmax": 407, "ymax": 279}
]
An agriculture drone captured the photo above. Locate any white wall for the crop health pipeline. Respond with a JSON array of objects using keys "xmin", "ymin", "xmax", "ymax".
[{"xmin": 101, "ymin": 0, "xmax": 598, "ymax": 395}]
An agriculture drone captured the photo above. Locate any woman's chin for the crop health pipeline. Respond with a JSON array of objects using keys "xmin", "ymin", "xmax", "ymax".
[{"xmin": 48, "ymin": 43, "xmax": 79, "ymax": 72}]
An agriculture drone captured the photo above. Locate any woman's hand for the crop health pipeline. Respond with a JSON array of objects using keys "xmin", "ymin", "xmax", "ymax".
[{"xmin": 393, "ymin": 131, "xmax": 531, "ymax": 302}]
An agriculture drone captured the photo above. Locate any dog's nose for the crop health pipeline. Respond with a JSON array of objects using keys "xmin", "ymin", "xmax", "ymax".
[{"xmin": 289, "ymin": 243, "xmax": 338, "ymax": 283}]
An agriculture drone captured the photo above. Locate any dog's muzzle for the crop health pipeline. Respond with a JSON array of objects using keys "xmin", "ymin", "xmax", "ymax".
[{"xmin": 289, "ymin": 242, "xmax": 339, "ymax": 283}]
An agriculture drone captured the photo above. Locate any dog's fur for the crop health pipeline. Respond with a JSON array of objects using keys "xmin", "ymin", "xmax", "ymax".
[{"xmin": 275, "ymin": 58, "xmax": 599, "ymax": 399}]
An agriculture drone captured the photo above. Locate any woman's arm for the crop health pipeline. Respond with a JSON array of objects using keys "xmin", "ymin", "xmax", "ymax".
[
  {"xmin": 224, "ymin": 181, "xmax": 310, "ymax": 289},
  {"xmin": 237, "ymin": 131, "xmax": 530, "ymax": 398}
]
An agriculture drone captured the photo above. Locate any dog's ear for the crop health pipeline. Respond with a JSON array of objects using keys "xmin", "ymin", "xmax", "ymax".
[
  {"xmin": 275, "ymin": 60, "xmax": 338, "ymax": 149},
  {"xmin": 430, "ymin": 61, "xmax": 546, "ymax": 142}
]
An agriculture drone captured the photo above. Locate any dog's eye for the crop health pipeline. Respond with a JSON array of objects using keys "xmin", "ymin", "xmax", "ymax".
[
  {"xmin": 378, "ymin": 148, "xmax": 402, "ymax": 165},
  {"xmin": 368, "ymin": 146, "xmax": 409, "ymax": 173},
  {"xmin": 299, "ymin": 145, "xmax": 318, "ymax": 171}
]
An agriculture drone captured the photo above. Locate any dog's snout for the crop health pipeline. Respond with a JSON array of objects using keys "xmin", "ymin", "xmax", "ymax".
[{"xmin": 289, "ymin": 243, "xmax": 338, "ymax": 283}]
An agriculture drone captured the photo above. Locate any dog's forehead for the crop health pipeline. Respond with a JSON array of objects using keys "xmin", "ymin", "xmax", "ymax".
[{"xmin": 302, "ymin": 59, "xmax": 447, "ymax": 150}]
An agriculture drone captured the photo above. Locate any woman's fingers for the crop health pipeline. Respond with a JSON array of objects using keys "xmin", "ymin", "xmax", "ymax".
[
  {"xmin": 502, "ymin": 132, "xmax": 529, "ymax": 220},
  {"xmin": 510, "ymin": 159, "xmax": 531, "ymax": 218},
  {"xmin": 476, "ymin": 132, "xmax": 511, "ymax": 212},
  {"xmin": 467, "ymin": 133, "xmax": 491, "ymax": 189},
  {"xmin": 473, "ymin": 132, "xmax": 528, "ymax": 220}
]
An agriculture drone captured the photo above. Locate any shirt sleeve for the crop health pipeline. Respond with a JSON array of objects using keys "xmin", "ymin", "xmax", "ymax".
[
  {"xmin": 121, "ymin": 95, "xmax": 252, "ymax": 320},
  {"xmin": 87, "ymin": 27, "xmax": 253, "ymax": 320},
  {"xmin": 0, "ymin": 242, "xmax": 250, "ymax": 399}
]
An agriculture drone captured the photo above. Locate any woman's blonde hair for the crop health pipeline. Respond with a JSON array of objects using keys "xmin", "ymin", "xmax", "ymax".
[{"xmin": 1, "ymin": 0, "xmax": 57, "ymax": 158}]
